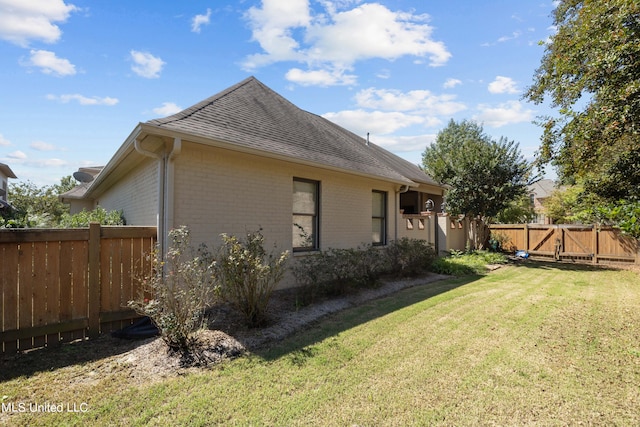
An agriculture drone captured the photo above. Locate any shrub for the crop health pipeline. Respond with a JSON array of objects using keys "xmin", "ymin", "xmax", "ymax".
[
  {"xmin": 128, "ymin": 226, "xmax": 219, "ymax": 352},
  {"xmin": 488, "ymin": 232, "xmax": 511, "ymax": 252},
  {"xmin": 292, "ymin": 239, "xmax": 435, "ymax": 305},
  {"xmin": 59, "ymin": 206, "xmax": 125, "ymax": 227},
  {"xmin": 430, "ymin": 250, "xmax": 508, "ymax": 276},
  {"xmin": 292, "ymin": 246, "xmax": 387, "ymax": 305},
  {"xmin": 384, "ymin": 238, "xmax": 436, "ymax": 277},
  {"xmin": 214, "ymin": 229, "xmax": 288, "ymax": 328}
]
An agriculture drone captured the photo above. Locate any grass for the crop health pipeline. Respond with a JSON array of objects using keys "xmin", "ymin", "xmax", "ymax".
[
  {"xmin": 2, "ymin": 262, "xmax": 640, "ymax": 426},
  {"xmin": 430, "ymin": 250, "xmax": 509, "ymax": 276}
]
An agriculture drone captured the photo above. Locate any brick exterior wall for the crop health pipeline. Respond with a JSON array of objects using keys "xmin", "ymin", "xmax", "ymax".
[
  {"xmin": 171, "ymin": 142, "xmax": 403, "ymax": 287},
  {"xmin": 96, "ymin": 158, "xmax": 159, "ymax": 226},
  {"xmin": 89, "ymin": 141, "xmax": 442, "ymax": 288},
  {"xmin": 172, "ymin": 142, "xmax": 397, "ymax": 250}
]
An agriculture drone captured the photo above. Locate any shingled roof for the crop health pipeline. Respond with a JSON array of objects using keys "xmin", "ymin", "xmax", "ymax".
[{"xmin": 146, "ymin": 76, "xmax": 439, "ymax": 187}]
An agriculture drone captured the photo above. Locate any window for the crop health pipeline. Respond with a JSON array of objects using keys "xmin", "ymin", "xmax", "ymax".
[
  {"xmin": 372, "ymin": 190, "xmax": 387, "ymax": 245},
  {"xmin": 293, "ymin": 178, "xmax": 319, "ymax": 251}
]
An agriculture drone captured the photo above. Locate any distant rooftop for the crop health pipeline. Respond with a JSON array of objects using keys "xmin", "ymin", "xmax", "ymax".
[
  {"xmin": 0, "ymin": 162, "xmax": 17, "ymax": 179},
  {"xmin": 528, "ymin": 179, "xmax": 557, "ymax": 199}
]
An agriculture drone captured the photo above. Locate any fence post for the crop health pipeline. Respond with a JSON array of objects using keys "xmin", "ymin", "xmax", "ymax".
[
  {"xmin": 524, "ymin": 224, "xmax": 529, "ymax": 252},
  {"xmin": 88, "ymin": 222, "xmax": 101, "ymax": 338}
]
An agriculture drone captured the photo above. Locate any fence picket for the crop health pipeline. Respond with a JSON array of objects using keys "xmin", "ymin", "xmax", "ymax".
[
  {"xmin": 2, "ymin": 243, "xmax": 19, "ymax": 353},
  {"xmin": 31, "ymin": 242, "xmax": 46, "ymax": 348},
  {"xmin": 0, "ymin": 225, "xmax": 156, "ymax": 353},
  {"xmin": 59, "ymin": 241, "xmax": 74, "ymax": 342},
  {"xmin": 18, "ymin": 242, "xmax": 33, "ymax": 350}
]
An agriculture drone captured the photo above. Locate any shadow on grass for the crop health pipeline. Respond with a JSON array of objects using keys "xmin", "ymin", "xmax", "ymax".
[
  {"xmin": 0, "ymin": 333, "xmax": 155, "ymax": 382},
  {"xmin": 507, "ymin": 257, "xmax": 632, "ymax": 273},
  {"xmin": 252, "ymin": 259, "xmax": 637, "ymax": 363},
  {"xmin": 252, "ymin": 275, "xmax": 478, "ymax": 363}
]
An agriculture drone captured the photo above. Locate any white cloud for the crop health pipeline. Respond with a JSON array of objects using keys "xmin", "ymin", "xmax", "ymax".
[
  {"xmin": 0, "ymin": 153, "xmax": 70, "ymax": 169},
  {"xmin": 243, "ymin": 0, "xmax": 311, "ymax": 68},
  {"xmin": 191, "ymin": 8, "xmax": 212, "ymax": 33},
  {"xmin": 376, "ymin": 69, "xmax": 391, "ymax": 79},
  {"xmin": 473, "ymin": 101, "xmax": 534, "ymax": 128},
  {"xmin": 370, "ymin": 134, "xmax": 436, "ymax": 153},
  {"xmin": 323, "ymin": 110, "xmax": 426, "ymax": 135},
  {"xmin": 243, "ymin": 1, "xmax": 450, "ymax": 86},
  {"xmin": 488, "ymin": 76, "xmax": 519, "ymax": 94},
  {"xmin": 482, "ymin": 30, "xmax": 523, "ymax": 46},
  {"xmin": 0, "ymin": 0, "xmax": 77, "ymax": 47},
  {"xmin": 25, "ymin": 49, "xmax": 76, "ymax": 76},
  {"xmin": 153, "ymin": 102, "xmax": 182, "ymax": 116},
  {"xmin": 354, "ymin": 88, "xmax": 467, "ymax": 115},
  {"xmin": 497, "ymin": 30, "xmax": 522, "ymax": 43},
  {"xmin": 46, "ymin": 93, "xmax": 119, "ymax": 105},
  {"xmin": 443, "ymin": 78, "xmax": 462, "ymax": 89},
  {"xmin": 130, "ymin": 50, "xmax": 165, "ymax": 78},
  {"xmin": 285, "ymin": 67, "xmax": 356, "ymax": 86},
  {"xmin": 39, "ymin": 158, "xmax": 68, "ymax": 167},
  {"xmin": 7, "ymin": 150, "xmax": 27, "ymax": 160},
  {"xmin": 305, "ymin": 4, "xmax": 450, "ymax": 66},
  {"xmin": 0, "ymin": 134, "xmax": 11, "ymax": 146},
  {"xmin": 30, "ymin": 141, "xmax": 56, "ymax": 151}
]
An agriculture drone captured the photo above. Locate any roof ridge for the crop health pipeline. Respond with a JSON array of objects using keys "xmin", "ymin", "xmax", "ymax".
[
  {"xmin": 148, "ymin": 76, "xmax": 259, "ymax": 126},
  {"xmin": 140, "ymin": 77, "xmax": 438, "ymax": 186}
]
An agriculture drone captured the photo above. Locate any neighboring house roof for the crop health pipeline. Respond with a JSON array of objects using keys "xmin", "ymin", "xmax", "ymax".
[
  {"xmin": 60, "ymin": 166, "xmax": 104, "ymax": 200},
  {"xmin": 60, "ymin": 183, "xmax": 91, "ymax": 200},
  {"xmin": 528, "ymin": 179, "xmax": 556, "ymax": 200},
  {"xmin": 0, "ymin": 163, "xmax": 17, "ymax": 179},
  {"xmin": 69, "ymin": 77, "xmax": 442, "ymax": 200}
]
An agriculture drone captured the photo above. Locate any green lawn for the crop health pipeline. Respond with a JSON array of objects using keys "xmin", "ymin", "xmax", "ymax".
[{"xmin": 2, "ymin": 263, "xmax": 640, "ymax": 426}]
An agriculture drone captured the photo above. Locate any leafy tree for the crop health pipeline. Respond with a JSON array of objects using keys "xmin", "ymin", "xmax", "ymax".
[
  {"xmin": 4, "ymin": 176, "xmax": 76, "ymax": 227},
  {"xmin": 543, "ymin": 185, "xmax": 585, "ymax": 224},
  {"xmin": 494, "ymin": 194, "xmax": 536, "ymax": 224},
  {"xmin": 593, "ymin": 200, "xmax": 640, "ymax": 238},
  {"xmin": 524, "ymin": 0, "xmax": 640, "ymax": 201},
  {"xmin": 422, "ymin": 119, "xmax": 534, "ymax": 248},
  {"xmin": 58, "ymin": 206, "xmax": 125, "ymax": 227}
]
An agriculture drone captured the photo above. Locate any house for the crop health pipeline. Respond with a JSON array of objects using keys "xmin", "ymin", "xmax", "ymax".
[
  {"xmin": 62, "ymin": 77, "xmax": 450, "ymax": 286},
  {"xmin": 528, "ymin": 179, "xmax": 557, "ymax": 224},
  {"xmin": 0, "ymin": 162, "xmax": 17, "ymax": 210},
  {"xmin": 66, "ymin": 166, "xmax": 104, "ymax": 214}
]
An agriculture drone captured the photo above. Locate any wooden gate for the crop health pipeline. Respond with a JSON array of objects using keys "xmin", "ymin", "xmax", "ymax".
[
  {"xmin": 527, "ymin": 225, "xmax": 594, "ymax": 261},
  {"xmin": 490, "ymin": 224, "xmax": 639, "ymax": 265}
]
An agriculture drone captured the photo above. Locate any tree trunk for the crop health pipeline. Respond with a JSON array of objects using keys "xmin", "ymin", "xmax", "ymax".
[{"xmin": 468, "ymin": 217, "xmax": 490, "ymax": 250}]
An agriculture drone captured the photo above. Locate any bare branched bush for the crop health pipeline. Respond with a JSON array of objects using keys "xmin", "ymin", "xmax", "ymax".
[
  {"xmin": 214, "ymin": 229, "xmax": 289, "ymax": 328},
  {"xmin": 129, "ymin": 226, "xmax": 219, "ymax": 352}
]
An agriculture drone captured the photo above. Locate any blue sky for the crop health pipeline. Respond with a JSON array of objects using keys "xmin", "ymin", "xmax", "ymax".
[{"xmin": 0, "ymin": 0, "xmax": 559, "ymax": 186}]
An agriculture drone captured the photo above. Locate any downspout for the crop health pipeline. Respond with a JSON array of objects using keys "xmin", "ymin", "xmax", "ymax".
[
  {"xmin": 134, "ymin": 139, "xmax": 166, "ymax": 256},
  {"xmin": 164, "ymin": 138, "xmax": 182, "ymax": 241},
  {"xmin": 395, "ymin": 185, "xmax": 410, "ymax": 241}
]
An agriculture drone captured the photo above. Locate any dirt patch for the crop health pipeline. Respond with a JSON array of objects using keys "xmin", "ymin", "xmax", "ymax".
[{"xmin": 1, "ymin": 274, "xmax": 448, "ymax": 384}]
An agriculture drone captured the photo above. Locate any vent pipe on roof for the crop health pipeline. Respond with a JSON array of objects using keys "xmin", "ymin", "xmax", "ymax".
[{"xmin": 366, "ymin": 132, "xmax": 370, "ymax": 146}]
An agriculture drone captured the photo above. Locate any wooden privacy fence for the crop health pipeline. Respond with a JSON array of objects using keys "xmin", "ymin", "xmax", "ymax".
[
  {"xmin": 490, "ymin": 224, "xmax": 640, "ymax": 265},
  {"xmin": 0, "ymin": 223, "xmax": 156, "ymax": 353}
]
